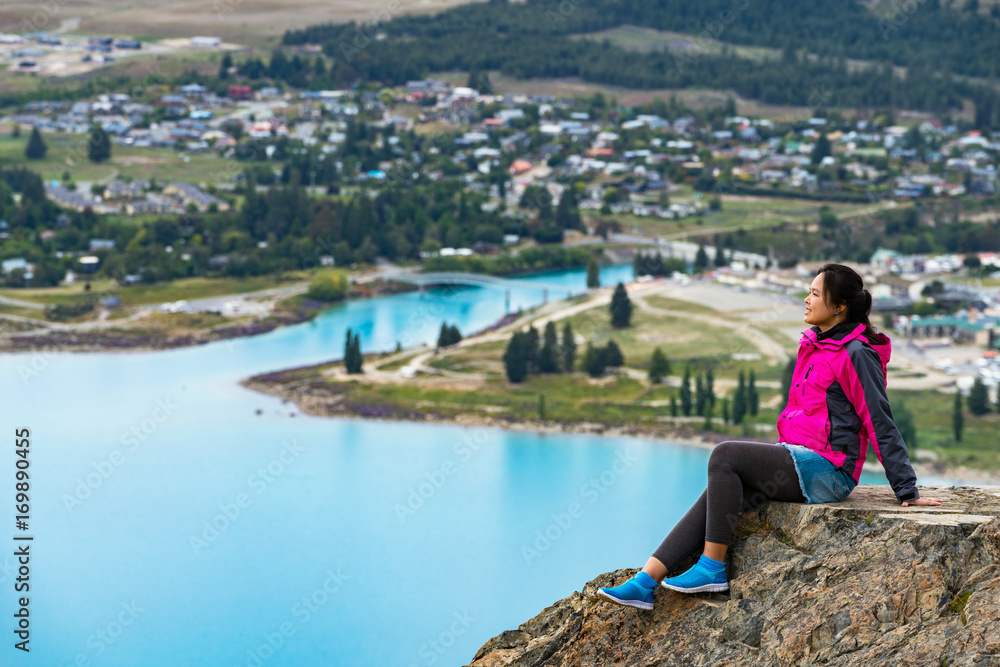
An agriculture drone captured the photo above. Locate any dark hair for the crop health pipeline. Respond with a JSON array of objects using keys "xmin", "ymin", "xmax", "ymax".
[{"xmin": 817, "ymin": 263, "xmax": 874, "ymax": 333}]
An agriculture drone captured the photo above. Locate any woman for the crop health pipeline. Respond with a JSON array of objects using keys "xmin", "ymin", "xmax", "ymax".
[{"xmin": 597, "ymin": 263, "xmax": 943, "ymax": 610}]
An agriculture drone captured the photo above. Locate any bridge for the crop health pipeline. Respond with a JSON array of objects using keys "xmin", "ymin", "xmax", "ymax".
[{"xmin": 389, "ymin": 271, "xmax": 580, "ymax": 307}]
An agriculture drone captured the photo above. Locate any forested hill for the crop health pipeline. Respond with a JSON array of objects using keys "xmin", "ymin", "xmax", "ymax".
[{"xmin": 282, "ymin": 0, "xmax": 1000, "ymax": 127}]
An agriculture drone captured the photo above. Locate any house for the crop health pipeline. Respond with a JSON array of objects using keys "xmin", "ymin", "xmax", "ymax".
[
  {"xmin": 45, "ymin": 185, "xmax": 104, "ymax": 212},
  {"xmin": 406, "ymin": 79, "xmax": 450, "ymax": 96},
  {"xmin": 125, "ymin": 200, "xmax": 172, "ymax": 216},
  {"xmin": 104, "ymin": 180, "xmax": 150, "ymax": 201},
  {"xmin": 162, "ymin": 182, "xmax": 230, "ymax": 212},
  {"xmin": 508, "ymin": 160, "xmax": 533, "ymax": 175},
  {"xmin": 180, "ymin": 84, "xmax": 208, "ymax": 97},
  {"xmin": 455, "ymin": 131, "xmax": 488, "ymax": 145},
  {"xmin": 190, "ymin": 36, "xmax": 221, "ymax": 47},
  {"xmin": 77, "ymin": 256, "xmax": 100, "ymax": 273},
  {"xmin": 1, "ymin": 258, "xmax": 32, "ymax": 275},
  {"xmin": 499, "ymin": 132, "xmax": 528, "ymax": 152},
  {"xmin": 496, "ymin": 109, "xmax": 524, "ymax": 123},
  {"xmin": 89, "ymin": 239, "xmax": 116, "ymax": 252},
  {"xmin": 228, "ymin": 85, "xmax": 253, "ymax": 101}
]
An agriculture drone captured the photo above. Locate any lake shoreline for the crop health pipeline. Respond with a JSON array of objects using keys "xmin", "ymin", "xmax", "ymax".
[
  {"xmin": 0, "ymin": 278, "xmax": 414, "ymax": 354},
  {"xmin": 242, "ymin": 376, "xmax": 1000, "ymax": 488}
]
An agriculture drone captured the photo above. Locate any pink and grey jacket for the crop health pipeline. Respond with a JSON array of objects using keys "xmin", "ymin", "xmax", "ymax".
[{"xmin": 777, "ymin": 321, "xmax": 920, "ymax": 503}]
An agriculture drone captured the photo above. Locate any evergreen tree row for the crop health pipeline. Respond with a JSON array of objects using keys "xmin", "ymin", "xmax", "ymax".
[
  {"xmin": 633, "ymin": 251, "xmax": 686, "ymax": 278},
  {"xmin": 674, "ymin": 365, "xmax": 757, "ymax": 424},
  {"xmin": 503, "ymin": 322, "xmax": 577, "ymax": 383}
]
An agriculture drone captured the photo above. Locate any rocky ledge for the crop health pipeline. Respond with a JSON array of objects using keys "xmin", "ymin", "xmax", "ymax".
[{"xmin": 468, "ymin": 485, "xmax": 1000, "ymax": 667}]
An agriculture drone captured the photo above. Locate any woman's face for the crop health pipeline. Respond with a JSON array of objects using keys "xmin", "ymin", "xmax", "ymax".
[{"xmin": 804, "ymin": 272, "xmax": 843, "ymax": 331}]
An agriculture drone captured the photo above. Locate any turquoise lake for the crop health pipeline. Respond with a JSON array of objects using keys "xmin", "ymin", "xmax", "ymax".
[{"xmin": 0, "ymin": 265, "xmax": 893, "ymax": 666}]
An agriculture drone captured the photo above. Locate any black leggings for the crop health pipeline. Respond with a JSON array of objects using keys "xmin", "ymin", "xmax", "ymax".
[{"xmin": 651, "ymin": 441, "xmax": 806, "ymax": 572}]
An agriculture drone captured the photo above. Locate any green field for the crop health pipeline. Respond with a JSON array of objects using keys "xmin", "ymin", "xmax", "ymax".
[
  {"xmin": 572, "ymin": 25, "xmax": 779, "ymax": 62},
  {"xmin": 602, "ymin": 195, "xmax": 876, "ymax": 241},
  {"xmin": 889, "ymin": 389, "xmax": 1000, "ymax": 471},
  {"xmin": 560, "ymin": 297, "xmax": 757, "ymax": 365},
  {"xmin": 0, "ymin": 132, "xmax": 242, "ymax": 186},
  {"xmin": 325, "ymin": 371, "xmax": 775, "ymax": 436}
]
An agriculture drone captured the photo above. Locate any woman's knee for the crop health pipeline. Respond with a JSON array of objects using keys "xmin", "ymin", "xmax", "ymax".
[{"xmin": 708, "ymin": 441, "xmax": 741, "ymax": 473}]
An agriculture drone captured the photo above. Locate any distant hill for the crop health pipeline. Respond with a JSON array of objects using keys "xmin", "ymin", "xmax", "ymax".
[
  {"xmin": 283, "ymin": 0, "xmax": 1000, "ymax": 126},
  {"xmin": 0, "ymin": 0, "xmax": 488, "ymax": 44}
]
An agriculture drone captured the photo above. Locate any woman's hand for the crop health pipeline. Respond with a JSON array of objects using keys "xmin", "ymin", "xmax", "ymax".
[{"xmin": 901, "ymin": 497, "xmax": 943, "ymax": 507}]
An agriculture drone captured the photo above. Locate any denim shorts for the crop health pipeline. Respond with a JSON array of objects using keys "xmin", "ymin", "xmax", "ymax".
[{"xmin": 778, "ymin": 443, "xmax": 857, "ymax": 504}]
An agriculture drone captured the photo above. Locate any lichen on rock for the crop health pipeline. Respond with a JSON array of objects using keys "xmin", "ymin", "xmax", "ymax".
[{"xmin": 467, "ymin": 485, "xmax": 1000, "ymax": 667}]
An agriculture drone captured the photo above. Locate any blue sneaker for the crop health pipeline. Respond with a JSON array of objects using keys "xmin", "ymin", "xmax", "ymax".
[
  {"xmin": 596, "ymin": 571, "xmax": 656, "ymax": 610},
  {"xmin": 660, "ymin": 555, "xmax": 729, "ymax": 594}
]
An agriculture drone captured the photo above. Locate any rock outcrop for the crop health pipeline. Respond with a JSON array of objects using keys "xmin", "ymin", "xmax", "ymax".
[{"xmin": 468, "ymin": 485, "xmax": 1000, "ymax": 667}]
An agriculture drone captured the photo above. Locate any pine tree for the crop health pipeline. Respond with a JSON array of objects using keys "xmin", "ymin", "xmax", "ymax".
[
  {"xmin": 680, "ymin": 366, "xmax": 692, "ymax": 416},
  {"xmin": 538, "ymin": 321, "xmax": 560, "ymax": 373},
  {"xmin": 586, "ymin": 255, "xmax": 600, "ymax": 288},
  {"xmin": 722, "ymin": 398, "xmax": 730, "ymax": 424},
  {"xmin": 561, "ymin": 323, "xmax": 576, "ymax": 372},
  {"xmin": 968, "ymin": 377, "xmax": 989, "ymax": 415},
  {"xmin": 714, "ymin": 244, "xmax": 726, "ymax": 268},
  {"xmin": 448, "ymin": 325, "xmax": 462, "ymax": 345},
  {"xmin": 555, "ymin": 185, "xmax": 581, "ymax": 230},
  {"xmin": 25, "ymin": 126, "xmax": 47, "ymax": 160},
  {"xmin": 953, "ymin": 389, "xmax": 964, "ymax": 442},
  {"xmin": 633, "ymin": 250, "xmax": 646, "ymax": 277},
  {"xmin": 609, "ymin": 282, "xmax": 632, "ymax": 328},
  {"xmin": 525, "ymin": 325, "xmax": 540, "ymax": 374},
  {"xmin": 702, "ymin": 401, "xmax": 713, "ymax": 431},
  {"xmin": 605, "ymin": 340, "xmax": 624, "ymax": 367},
  {"xmin": 219, "ymin": 52, "xmax": 233, "ymax": 80},
  {"xmin": 88, "ymin": 125, "xmax": 112, "ymax": 163},
  {"xmin": 706, "ymin": 367, "xmax": 715, "ymax": 410},
  {"xmin": 811, "ymin": 133, "xmax": 832, "ymax": 164},
  {"xmin": 344, "ymin": 329, "xmax": 363, "ymax": 374},
  {"xmin": 437, "ymin": 322, "xmax": 450, "ymax": 348},
  {"xmin": 695, "ymin": 374, "xmax": 706, "ymax": 416},
  {"xmin": 694, "ymin": 244, "xmax": 709, "ymax": 272},
  {"xmin": 503, "ymin": 332, "xmax": 529, "ymax": 383},
  {"xmin": 344, "ymin": 327, "xmax": 354, "ymax": 370},
  {"xmin": 649, "ymin": 347, "xmax": 670, "ymax": 383},
  {"xmin": 584, "ymin": 343, "xmax": 607, "ymax": 378},
  {"xmin": 670, "ymin": 395, "xmax": 678, "ymax": 417},
  {"xmin": 353, "ymin": 332, "xmax": 363, "ymax": 373},
  {"xmin": 732, "ymin": 370, "xmax": 747, "ymax": 425},
  {"xmin": 748, "ymin": 369, "xmax": 759, "ymax": 416}
]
